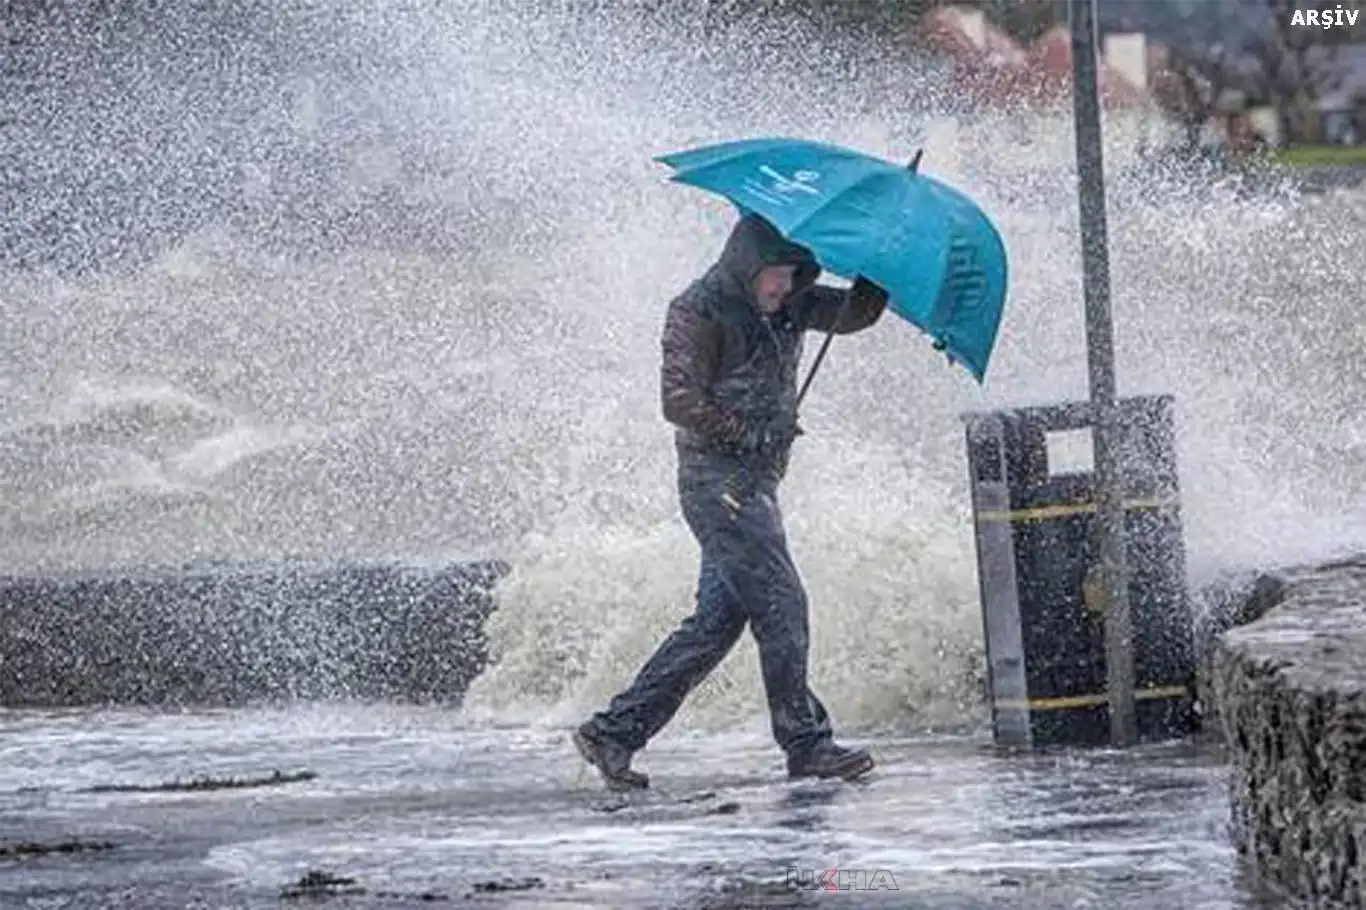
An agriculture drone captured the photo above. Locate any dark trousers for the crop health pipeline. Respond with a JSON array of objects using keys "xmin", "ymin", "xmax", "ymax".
[{"xmin": 586, "ymin": 460, "xmax": 833, "ymax": 756}]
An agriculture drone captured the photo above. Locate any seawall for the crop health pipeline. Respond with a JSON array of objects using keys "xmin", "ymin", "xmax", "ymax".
[
  {"xmin": 1204, "ymin": 555, "xmax": 1366, "ymax": 907},
  {"xmin": 0, "ymin": 559, "xmax": 509, "ymax": 708}
]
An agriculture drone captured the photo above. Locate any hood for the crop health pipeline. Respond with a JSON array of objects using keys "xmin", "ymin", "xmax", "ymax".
[{"xmin": 715, "ymin": 213, "xmax": 821, "ymax": 309}]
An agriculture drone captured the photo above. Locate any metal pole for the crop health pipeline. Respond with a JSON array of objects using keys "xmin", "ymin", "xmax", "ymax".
[{"xmin": 1068, "ymin": 0, "xmax": 1136, "ymax": 747}]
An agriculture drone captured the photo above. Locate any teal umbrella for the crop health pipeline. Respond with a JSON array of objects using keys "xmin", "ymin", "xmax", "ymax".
[{"xmin": 656, "ymin": 137, "xmax": 1009, "ymax": 383}]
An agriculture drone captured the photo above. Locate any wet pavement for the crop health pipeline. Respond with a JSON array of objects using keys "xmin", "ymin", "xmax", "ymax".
[{"xmin": 0, "ymin": 704, "xmax": 1275, "ymax": 909}]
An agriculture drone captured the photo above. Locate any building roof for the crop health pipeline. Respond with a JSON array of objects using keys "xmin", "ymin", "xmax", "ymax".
[{"xmin": 919, "ymin": 7, "xmax": 1148, "ymax": 110}]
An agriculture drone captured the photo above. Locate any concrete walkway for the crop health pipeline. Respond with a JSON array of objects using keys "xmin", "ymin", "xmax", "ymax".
[{"xmin": 1, "ymin": 705, "xmax": 1272, "ymax": 909}]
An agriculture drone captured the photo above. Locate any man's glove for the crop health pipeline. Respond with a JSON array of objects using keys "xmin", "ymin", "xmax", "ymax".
[
  {"xmin": 851, "ymin": 276, "xmax": 889, "ymax": 308},
  {"xmin": 739, "ymin": 412, "xmax": 804, "ymax": 456}
]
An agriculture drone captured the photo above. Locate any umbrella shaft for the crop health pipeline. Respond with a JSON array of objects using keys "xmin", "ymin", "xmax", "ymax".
[{"xmin": 796, "ymin": 330, "xmax": 836, "ymax": 409}]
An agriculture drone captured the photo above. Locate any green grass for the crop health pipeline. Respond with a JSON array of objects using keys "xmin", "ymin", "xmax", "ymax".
[{"xmin": 1271, "ymin": 145, "xmax": 1366, "ymax": 166}]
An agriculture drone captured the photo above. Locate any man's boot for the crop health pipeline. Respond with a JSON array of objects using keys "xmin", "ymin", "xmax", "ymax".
[
  {"xmin": 787, "ymin": 740, "xmax": 874, "ymax": 781},
  {"xmin": 573, "ymin": 722, "xmax": 649, "ymax": 791}
]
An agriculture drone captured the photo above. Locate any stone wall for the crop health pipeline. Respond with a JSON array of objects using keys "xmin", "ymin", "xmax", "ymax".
[
  {"xmin": 1207, "ymin": 556, "xmax": 1366, "ymax": 907},
  {"xmin": 0, "ymin": 559, "xmax": 509, "ymax": 708}
]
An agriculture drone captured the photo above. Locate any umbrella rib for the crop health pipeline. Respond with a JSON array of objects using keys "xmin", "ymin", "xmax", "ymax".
[{"xmin": 777, "ymin": 168, "xmax": 906, "ymax": 276}]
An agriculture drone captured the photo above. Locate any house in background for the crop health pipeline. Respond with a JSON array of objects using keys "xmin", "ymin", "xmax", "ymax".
[
  {"xmin": 914, "ymin": 5, "xmax": 1180, "ymax": 176},
  {"xmin": 917, "ymin": 5, "xmax": 1149, "ymax": 111},
  {"xmin": 914, "ymin": 4, "xmax": 1329, "ymax": 156}
]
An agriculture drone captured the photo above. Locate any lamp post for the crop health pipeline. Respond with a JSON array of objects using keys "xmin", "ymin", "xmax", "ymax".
[{"xmin": 1068, "ymin": 0, "xmax": 1136, "ymax": 747}]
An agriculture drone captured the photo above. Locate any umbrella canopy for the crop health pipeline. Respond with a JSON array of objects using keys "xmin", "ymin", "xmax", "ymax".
[{"xmin": 656, "ymin": 137, "xmax": 1009, "ymax": 383}]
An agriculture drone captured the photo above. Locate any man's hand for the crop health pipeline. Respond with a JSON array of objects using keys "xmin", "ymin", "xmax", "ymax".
[
  {"xmin": 851, "ymin": 276, "xmax": 888, "ymax": 309},
  {"xmin": 796, "ymin": 276, "xmax": 888, "ymax": 335}
]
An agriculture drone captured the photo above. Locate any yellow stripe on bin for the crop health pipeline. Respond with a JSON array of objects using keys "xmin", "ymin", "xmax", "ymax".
[
  {"xmin": 993, "ymin": 684, "xmax": 1190, "ymax": 713},
  {"xmin": 975, "ymin": 499, "xmax": 1178, "ymax": 524}
]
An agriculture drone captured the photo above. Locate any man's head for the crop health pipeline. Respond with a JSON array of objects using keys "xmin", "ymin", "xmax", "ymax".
[
  {"xmin": 752, "ymin": 264, "xmax": 798, "ymax": 314},
  {"xmin": 716, "ymin": 214, "xmax": 820, "ymax": 314}
]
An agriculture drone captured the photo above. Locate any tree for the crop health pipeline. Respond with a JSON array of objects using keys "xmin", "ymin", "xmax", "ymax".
[
  {"xmin": 1149, "ymin": 39, "xmax": 1251, "ymax": 153},
  {"xmin": 977, "ymin": 0, "xmax": 1066, "ymax": 43},
  {"xmin": 1253, "ymin": 0, "xmax": 1361, "ymax": 142},
  {"xmin": 1142, "ymin": 0, "xmax": 1362, "ymax": 145}
]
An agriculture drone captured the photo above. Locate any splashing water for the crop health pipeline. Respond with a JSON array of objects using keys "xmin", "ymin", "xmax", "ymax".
[{"xmin": 4, "ymin": 1, "xmax": 1365, "ymax": 734}]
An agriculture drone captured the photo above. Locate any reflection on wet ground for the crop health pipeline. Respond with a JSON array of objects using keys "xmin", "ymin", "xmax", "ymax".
[{"xmin": 0, "ymin": 705, "xmax": 1278, "ymax": 908}]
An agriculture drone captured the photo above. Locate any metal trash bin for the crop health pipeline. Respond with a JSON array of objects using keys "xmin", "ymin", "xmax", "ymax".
[{"xmin": 963, "ymin": 395, "xmax": 1195, "ymax": 748}]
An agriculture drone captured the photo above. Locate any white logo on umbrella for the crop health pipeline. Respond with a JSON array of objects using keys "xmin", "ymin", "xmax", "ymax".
[{"xmin": 743, "ymin": 166, "xmax": 822, "ymax": 206}]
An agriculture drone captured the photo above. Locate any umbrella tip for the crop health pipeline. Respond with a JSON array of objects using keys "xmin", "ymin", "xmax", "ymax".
[{"xmin": 908, "ymin": 150, "xmax": 924, "ymax": 172}]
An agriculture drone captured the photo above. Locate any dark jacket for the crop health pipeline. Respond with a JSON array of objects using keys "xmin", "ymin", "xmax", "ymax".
[{"xmin": 660, "ymin": 214, "xmax": 887, "ymax": 484}]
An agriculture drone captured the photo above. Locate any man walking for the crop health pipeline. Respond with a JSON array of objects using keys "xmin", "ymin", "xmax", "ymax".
[{"xmin": 574, "ymin": 213, "xmax": 888, "ymax": 789}]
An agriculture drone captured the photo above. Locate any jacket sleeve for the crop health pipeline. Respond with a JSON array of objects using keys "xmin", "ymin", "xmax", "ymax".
[
  {"xmin": 660, "ymin": 298, "xmax": 746, "ymax": 445},
  {"xmin": 796, "ymin": 277, "xmax": 888, "ymax": 334}
]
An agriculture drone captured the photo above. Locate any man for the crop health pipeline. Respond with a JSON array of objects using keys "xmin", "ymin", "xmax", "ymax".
[{"xmin": 573, "ymin": 213, "xmax": 888, "ymax": 790}]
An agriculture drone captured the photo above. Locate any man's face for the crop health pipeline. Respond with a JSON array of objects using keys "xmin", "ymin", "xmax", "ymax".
[{"xmin": 752, "ymin": 264, "xmax": 797, "ymax": 314}]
